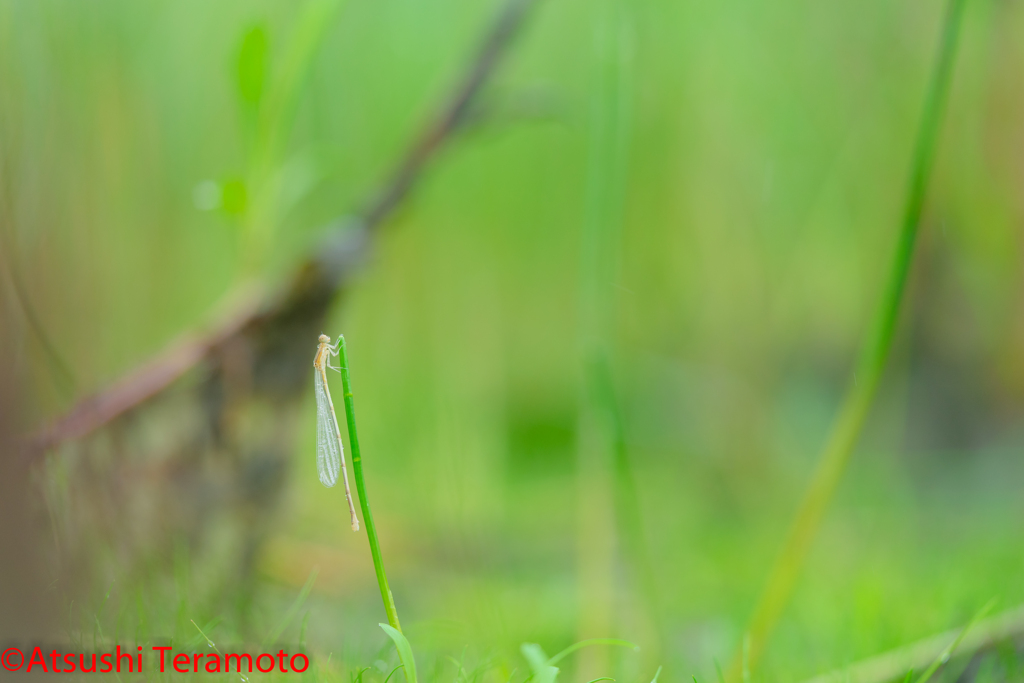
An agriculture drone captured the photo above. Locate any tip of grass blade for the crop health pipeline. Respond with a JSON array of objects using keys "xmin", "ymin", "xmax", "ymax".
[{"xmin": 384, "ymin": 664, "xmax": 406, "ymax": 683}]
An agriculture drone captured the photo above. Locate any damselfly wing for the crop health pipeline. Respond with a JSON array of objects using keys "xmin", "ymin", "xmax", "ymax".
[
  {"xmin": 314, "ymin": 334, "xmax": 360, "ymax": 530},
  {"xmin": 314, "ymin": 367, "xmax": 342, "ymax": 487}
]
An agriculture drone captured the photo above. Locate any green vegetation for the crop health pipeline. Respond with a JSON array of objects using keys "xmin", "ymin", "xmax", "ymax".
[
  {"xmin": 731, "ymin": 0, "xmax": 969, "ymax": 675},
  {"xmin": 3, "ymin": 0, "xmax": 1024, "ymax": 681},
  {"xmin": 338, "ymin": 334, "xmax": 402, "ymax": 633}
]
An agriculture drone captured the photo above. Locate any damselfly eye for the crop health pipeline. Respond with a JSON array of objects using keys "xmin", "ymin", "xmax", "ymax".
[{"xmin": 318, "ymin": 334, "xmax": 330, "ymax": 343}]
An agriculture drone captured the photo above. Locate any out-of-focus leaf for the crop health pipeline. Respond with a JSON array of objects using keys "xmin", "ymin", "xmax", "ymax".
[
  {"xmin": 258, "ymin": 0, "xmax": 343, "ymax": 155},
  {"xmin": 520, "ymin": 643, "xmax": 559, "ymax": 683},
  {"xmin": 221, "ymin": 179, "xmax": 248, "ymax": 215},
  {"xmin": 237, "ymin": 23, "xmax": 269, "ymax": 106}
]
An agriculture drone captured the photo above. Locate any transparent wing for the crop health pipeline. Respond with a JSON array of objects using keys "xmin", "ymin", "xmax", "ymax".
[{"xmin": 315, "ymin": 368, "xmax": 342, "ymax": 487}]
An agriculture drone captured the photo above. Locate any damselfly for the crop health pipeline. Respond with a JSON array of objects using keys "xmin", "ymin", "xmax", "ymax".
[{"xmin": 314, "ymin": 334, "xmax": 359, "ymax": 531}]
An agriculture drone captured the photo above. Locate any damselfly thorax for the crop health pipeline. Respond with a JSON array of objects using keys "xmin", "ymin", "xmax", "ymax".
[{"xmin": 314, "ymin": 334, "xmax": 359, "ymax": 531}]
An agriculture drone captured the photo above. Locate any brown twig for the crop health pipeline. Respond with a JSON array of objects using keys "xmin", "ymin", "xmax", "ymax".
[
  {"xmin": 27, "ymin": 0, "xmax": 539, "ymax": 457},
  {"xmin": 28, "ymin": 284, "xmax": 266, "ymax": 453},
  {"xmin": 361, "ymin": 0, "xmax": 536, "ymax": 228}
]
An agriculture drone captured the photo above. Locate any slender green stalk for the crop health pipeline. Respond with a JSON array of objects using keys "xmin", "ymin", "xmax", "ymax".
[
  {"xmin": 575, "ymin": 0, "xmax": 647, "ymax": 674},
  {"xmin": 590, "ymin": 352, "xmax": 664, "ymax": 639},
  {"xmin": 577, "ymin": 0, "xmax": 665, "ymax": 661},
  {"xmin": 728, "ymin": 0, "xmax": 967, "ymax": 677},
  {"xmin": 336, "ymin": 335, "xmax": 402, "ymax": 632},
  {"xmin": 263, "ymin": 566, "xmax": 319, "ymax": 647}
]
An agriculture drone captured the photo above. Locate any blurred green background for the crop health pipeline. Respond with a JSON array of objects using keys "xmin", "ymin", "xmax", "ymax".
[{"xmin": 2, "ymin": 0, "xmax": 1024, "ymax": 680}]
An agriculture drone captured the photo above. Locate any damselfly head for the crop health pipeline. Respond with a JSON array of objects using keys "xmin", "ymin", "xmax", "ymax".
[{"xmin": 318, "ymin": 333, "xmax": 331, "ymax": 344}]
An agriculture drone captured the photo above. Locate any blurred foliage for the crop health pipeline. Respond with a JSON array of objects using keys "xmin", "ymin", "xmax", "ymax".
[{"xmin": 2, "ymin": 0, "xmax": 1024, "ymax": 680}]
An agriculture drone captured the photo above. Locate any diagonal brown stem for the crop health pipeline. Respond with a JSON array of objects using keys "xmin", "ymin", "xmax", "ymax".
[{"xmin": 26, "ymin": 0, "xmax": 541, "ymax": 458}]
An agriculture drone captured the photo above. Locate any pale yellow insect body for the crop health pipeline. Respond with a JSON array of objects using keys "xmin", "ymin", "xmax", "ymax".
[{"xmin": 314, "ymin": 334, "xmax": 359, "ymax": 531}]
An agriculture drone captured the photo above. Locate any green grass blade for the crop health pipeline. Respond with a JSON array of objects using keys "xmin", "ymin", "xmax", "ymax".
[
  {"xmin": 339, "ymin": 335, "xmax": 402, "ymax": 631},
  {"xmin": 381, "ymin": 623, "xmax": 418, "ymax": 683},
  {"xmin": 914, "ymin": 600, "xmax": 996, "ymax": 683},
  {"xmin": 188, "ymin": 617, "xmax": 222, "ymax": 651},
  {"xmin": 236, "ymin": 23, "xmax": 269, "ymax": 106},
  {"xmin": 263, "ymin": 566, "xmax": 318, "ymax": 647},
  {"xmin": 384, "ymin": 664, "xmax": 406, "ymax": 683},
  {"xmin": 575, "ymin": 0, "xmax": 641, "ymax": 660},
  {"xmin": 728, "ymin": 0, "xmax": 969, "ymax": 677}
]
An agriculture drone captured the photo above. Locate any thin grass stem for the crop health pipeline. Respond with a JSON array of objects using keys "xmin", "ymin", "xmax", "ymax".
[
  {"xmin": 336, "ymin": 335, "xmax": 402, "ymax": 632},
  {"xmin": 385, "ymin": 664, "xmax": 406, "ymax": 683},
  {"xmin": 801, "ymin": 602, "xmax": 1024, "ymax": 683},
  {"xmin": 913, "ymin": 600, "xmax": 995, "ymax": 683},
  {"xmin": 576, "ymin": 0, "xmax": 656, "ymax": 672},
  {"xmin": 728, "ymin": 0, "xmax": 968, "ymax": 677}
]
